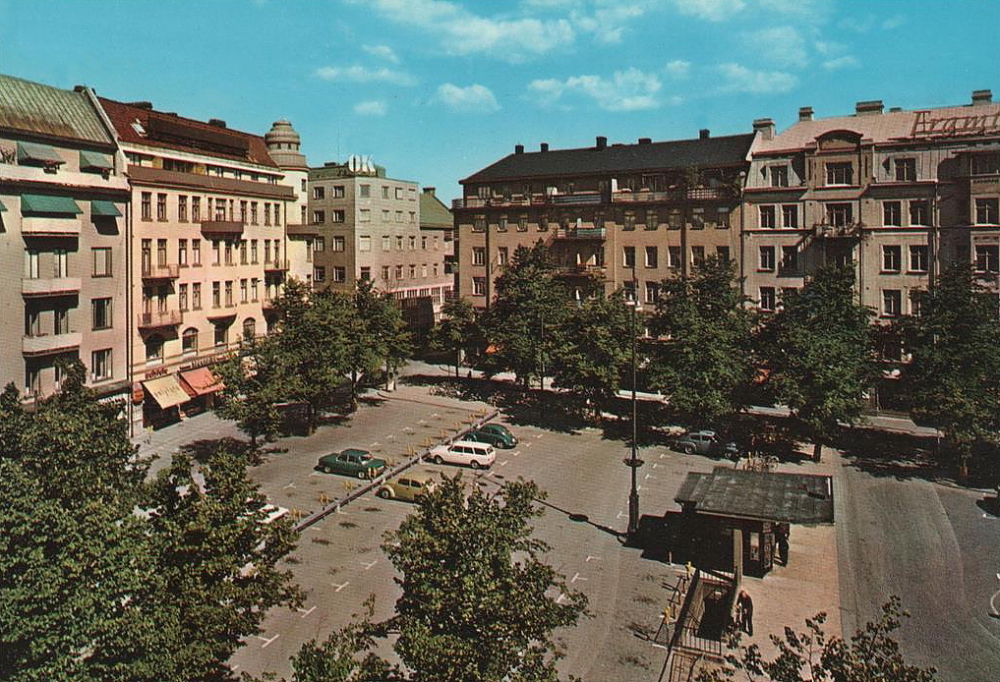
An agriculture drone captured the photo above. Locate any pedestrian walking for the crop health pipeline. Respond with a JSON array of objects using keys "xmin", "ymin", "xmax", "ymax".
[
  {"xmin": 736, "ymin": 590, "xmax": 754, "ymax": 636},
  {"xmin": 775, "ymin": 523, "xmax": 790, "ymax": 566}
]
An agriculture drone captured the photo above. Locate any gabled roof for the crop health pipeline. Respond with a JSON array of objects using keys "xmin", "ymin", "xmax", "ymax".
[
  {"xmin": 419, "ymin": 190, "xmax": 452, "ymax": 229},
  {"xmin": 462, "ymin": 133, "xmax": 754, "ymax": 184},
  {"xmin": 0, "ymin": 74, "xmax": 112, "ymax": 145},
  {"xmin": 675, "ymin": 467, "xmax": 834, "ymax": 524},
  {"xmin": 98, "ymin": 97, "xmax": 278, "ymax": 168}
]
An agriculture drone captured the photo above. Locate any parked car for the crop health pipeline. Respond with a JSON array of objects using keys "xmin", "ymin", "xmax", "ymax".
[
  {"xmin": 427, "ymin": 440, "xmax": 496, "ymax": 469},
  {"xmin": 464, "ymin": 424, "xmax": 517, "ymax": 448},
  {"xmin": 673, "ymin": 430, "xmax": 739, "ymax": 458},
  {"xmin": 317, "ymin": 448, "xmax": 387, "ymax": 478},
  {"xmin": 377, "ymin": 472, "xmax": 438, "ymax": 502}
]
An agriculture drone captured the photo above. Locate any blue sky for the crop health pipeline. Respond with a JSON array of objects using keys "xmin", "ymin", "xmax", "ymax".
[{"xmin": 1, "ymin": 0, "xmax": 997, "ymax": 202}]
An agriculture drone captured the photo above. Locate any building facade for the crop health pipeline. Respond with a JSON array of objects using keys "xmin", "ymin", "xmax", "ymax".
[
  {"xmin": 454, "ymin": 132, "xmax": 756, "ymax": 310},
  {"xmin": 99, "ymin": 97, "xmax": 295, "ymax": 430},
  {"xmin": 0, "ymin": 75, "xmax": 130, "ymax": 404},
  {"xmin": 413, "ymin": 186, "xmax": 456, "ymax": 329},
  {"xmin": 265, "ymin": 119, "xmax": 316, "ymax": 284}
]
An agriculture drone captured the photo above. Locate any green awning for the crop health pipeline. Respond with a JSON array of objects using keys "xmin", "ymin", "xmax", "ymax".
[
  {"xmin": 79, "ymin": 150, "xmax": 113, "ymax": 171},
  {"xmin": 91, "ymin": 200, "xmax": 121, "ymax": 217},
  {"xmin": 17, "ymin": 141, "xmax": 64, "ymax": 165},
  {"xmin": 21, "ymin": 194, "xmax": 83, "ymax": 215}
]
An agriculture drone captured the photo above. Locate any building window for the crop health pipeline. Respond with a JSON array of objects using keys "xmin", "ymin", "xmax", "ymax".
[
  {"xmin": 359, "ymin": 235, "xmax": 371, "ymax": 252},
  {"xmin": 327, "ymin": 209, "xmax": 343, "ymax": 223},
  {"xmin": 825, "ymin": 162, "xmax": 853, "ymax": 186},
  {"xmin": 646, "ymin": 210, "xmax": 658, "ymax": 230},
  {"xmin": 622, "ymin": 212, "xmax": 635, "ymax": 231},
  {"xmin": 395, "ymin": 187, "xmax": 404, "ymax": 200},
  {"xmin": 331, "ymin": 185, "xmax": 344, "ymax": 198},
  {"xmin": 395, "ymin": 265, "xmax": 403, "ymax": 279},
  {"xmin": 780, "ymin": 245, "xmax": 798, "ymax": 271},
  {"xmin": 381, "ymin": 235, "xmax": 391, "ymax": 251},
  {"xmin": 668, "ymin": 246, "xmax": 681, "ymax": 269},
  {"xmin": 145, "ymin": 336, "xmax": 164, "ymax": 363},
  {"xmin": 716, "ymin": 246, "xmax": 730, "ymax": 263},
  {"xmin": 623, "ymin": 246, "xmax": 635, "ymax": 268},
  {"xmin": 182, "ymin": 327, "xmax": 198, "ymax": 354},
  {"xmin": 975, "ymin": 198, "xmax": 998, "ymax": 224},
  {"xmin": 315, "ymin": 266, "xmax": 329, "ymax": 282},
  {"xmin": 179, "ymin": 283, "xmax": 188, "ymax": 311},
  {"xmin": 264, "ymin": 204, "xmax": 271, "ymax": 226},
  {"xmin": 396, "ymin": 210, "xmax": 404, "ymax": 223},
  {"xmin": 758, "ymin": 245, "xmax": 775, "ymax": 271},
  {"xmin": 92, "ymin": 298, "xmax": 112, "ymax": 330},
  {"xmin": 759, "ymin": 205, "xmax": 776, "ymax": 229},
  {"xmin": 381, "ymin": 186, "xmax": 390, "ymax": 200},
  {"xmin": 251, "ymin": 278, "xmax": 258, "ymax": 301},
  {"xmin": 214, "ymin": 324, "xmax": 228, "ymax": 347},
  {"xmin": 976, "ymin": 245, "xmax": 999, "ymax": 273},
  {"xmin": 691, "ymin": 246, "xmax": 705, "ymax": 266},
  {"xmin": 359, "ymin": 266, "xmax": 371, "ymax": 281},
  {"xmin": 359, "ymin": 209, "xmax": 371, "ymax": 223},
  {"xmin": 781, "ymin": 204, "xmax": 798, "ymax": 229},
  {"xmin": 497, "ymin": 215, "xmax": 508, "ymax": 232},
  {"xmin": 141, "ymin": 192, "xmax": 152, "ymax": 221},
  {"xmin": 498, "ymin": 247, "xmax": 508, "ymax": 266},
  {"xmin": 759, "ymin": 287, "xmax": 776, "ymax": 312},
  {"xmin": 224, "ymin": 241, "xmax": 233, "ymax": 266},
  {"xmin": 309, "ymin": 236, "xmax": 323, "ymax": 253},
  {"xmin": 770, "ymin": 166, "xmax": 789, "ymax": 187},
  {"xmin": 473, "ymin": 277, "xmax": 486, "ymax": 296},
  {"xmin": 91, "ymin": 349, "xmax": 112, "ymax": 381},
  {"xmin": 225, "ymin": 281, "xmax": 233, "ymax": 307},
  {"xmin": 240, "ymin": 278, "xmax": 248, "ymax": 303},
  {"xmin": 178, "ymin": 195, "xmax": 188, "ymax": 222},
  {"xmin": 312, "ymin": 210, "xmax": 325, "ymax": 223},
  {"xmin": 517, "ymin": 215, "xmax": 528, "ymax": 232},
  {"xmin": 645, "ymin": 246, "xmax": 658, "ymax": 268},
  {"xmin": 539, "ymin": 214, "xmax": 549, "ymax": 231},
  {"xmin": 396, "ymin": 236, "xmax": 404, "ymax": 251},
  {"xmin": 157, "ymin": 193, "xmax": 167, "ymax": 221},
  {"xmin": 826, "ymin": 203, "xmax": 853, "ymax": 227},
  {"xmin": 882, "ymin": 245, "xmax": 901, "ymax": 272},
  {"xmin": 409, "ymin": 211, "xmax": 416, "ymax": 223},
  {"xmin": 472, "ymin": 247, "xmax": 486, "ymax": 266},
  {"xmin": 190, "ymin": 197, "xmax": 200, "ymax": 222},
  {"xmin": 313, "ymin": 186, "xmax": 325, "ymax": 200},
  {"xmin": 894, "ymin": 158, "xmax": 917, "ymax": 182},
  {"xmin": 359, "ymin": 184, "xmax": 371, "ymax": 198},
  {"xmin": 240, "ymin": 201, "xmax": 247, "ymax": 223},
  {"xmin": 883, "ymin": 201, "xmax": 902, "ymax": 226},
  {"xmin": 473, "ymin": 215, "xmax": 486, "ymax": 232},
  {"xmin": 644, "ymin": 281, "xmax": 659, "ymax": 304},
  {"xmin": 331, "ymin": 236, "xmax": 345, "ymax": 252},
  {"xmin": 212, "ymin": 281, "xmax": 221, "ymax": 308},
  {"xmin": 971, "ymin": 154, "xmax": 1000, "ymax": 175},
  {"xmin": 909, "ymin": 245, "xmax": 928, "ymax": 272},
  {"xmin": 882, "ymin": 289, "xmax": 901, "ymax": 317},
  {"xmin": 192, "ymin": 283, "xmax": 201, "ymax": 309},
  {"xmin": 251, "ymin": 202, "xmax": 258, "ymax": 224},
  {"xmin": 381, "ymin": 265, "xmax": 390, "ymax": 280},
  {"xmin": 421, "ymin": 235, "xmax": 428, "ymax": 249},
  {"xmin": 92, "ymin": 248, "xmax": 112, "ymax": 277}
]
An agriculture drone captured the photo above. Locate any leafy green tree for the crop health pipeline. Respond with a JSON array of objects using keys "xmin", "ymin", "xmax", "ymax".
[
  {"xmin": 550, "ymin": 292, "xmax": 631, "ymax": 419},
  {"xmin": 383, "ymin": 475, "xmax": 587, "ymax": 682},
  {"xmin": 647, "ymin": 256, "xmax": 755, "ymax": 427},
  {"xmin": 900, "ymin": 262, "xmax": 1000, "ymax": 469},
  {"xmin": 482, "ymin": 243, "xmax": 569, "ymax": 389},
  {"xmin": 758, "ymin": 266, "xmax": 878, "ymax": 460},
  {"xmin": 696, "ymin": 597, "xmax": 937, "ymax": 682},
  {"xmin": 215, "ymin": 335, "xmax": 288, "ymax": 447},
  {"xmin": 429, "ymin": 296, "xmax": 479, "ymax": 376},
  {"xmin": 141, "ymin": 449, "xmax": 303, "ymax": 681}
]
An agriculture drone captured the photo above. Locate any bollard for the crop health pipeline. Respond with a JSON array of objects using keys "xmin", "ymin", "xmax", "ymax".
[
  {"xmin": 318, "ymin": 492, "xmax": 329, "ymax": 506},
  {"xmin": 685, "ymin": 561, "xmax": 693, "ymax": 578},
  {"xmin": 343, "ymin": 480, "xmax": 354, "ymax": 492}
]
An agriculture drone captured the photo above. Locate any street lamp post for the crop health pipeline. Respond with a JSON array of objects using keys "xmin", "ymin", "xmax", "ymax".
[{"xmin": 624, "ymin": 270, "xmax": 644, "ymax": 536}]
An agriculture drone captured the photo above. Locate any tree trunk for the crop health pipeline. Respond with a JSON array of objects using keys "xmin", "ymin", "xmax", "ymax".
[
  {"xmin": 812, "ymin": 441, "xmax": 823, "ymax": 462},
  {"xmin": 350, "ymin": 369, "xmax": 358, "ymax": 411}
]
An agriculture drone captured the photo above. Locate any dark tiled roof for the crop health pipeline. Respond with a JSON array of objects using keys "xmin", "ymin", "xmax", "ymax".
[
  {"xmin": 419, "ymin": 191, "xmax": 452, "ymax": 229},
  {"xmin": 462, "ymin": 134, "xmax": 754, "ymax": 184},
  {"xmin": 99, "ymin": 97, "xmax": 278, "ymax": 168},
  {"xmin": 0, "ymin": 75, "xmax": 112, "ymax": 145},
  {"xmin": 675, "ymin": 467, "xmax": 834, "ymax": 524}
]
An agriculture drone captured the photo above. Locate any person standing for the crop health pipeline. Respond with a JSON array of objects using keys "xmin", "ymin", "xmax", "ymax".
[
  {"xmin": 776, "ymin": 523, "xmax": 790, "ymax": 566},
  {"xmin": 737, "ymin": 590, "xmax": 754, "ymax": 636}
]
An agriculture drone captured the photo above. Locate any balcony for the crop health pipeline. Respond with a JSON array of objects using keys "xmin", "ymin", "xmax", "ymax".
[
  {"xmin": 813, "ymin": 222, "xmax": 862, "ymax": 238},
  {"xmin": 21, "ymin": 277, "xmax": 82, "ymax": 297},
  {"xmin": 22, "ymin": 332, "xmax": 82, "ymax": 357},
  {"xmin": 552, "ymin": 227, "xmax": 606, "ymax": 240},
  {"xmin": 453, "ymin": 191, "xmax": 605, "ymax": 210},
  {"xmin": 556, "ymin": 264, "xmax": 607, "ymax": 278},
  {"xmin": 141, "ymin": 263, "xmax": 180, "ymax": 281},
  {"xmin": 200, "ymin": 220, "xmax": 244, "ymax": 236},
  {"xmin": 137, "ymin": 310, "xmax": 183, "ymax": 329},
  {"xmin": 21, "ymin": 217, "xmax": 82, "ymax": 236},
  {"xmin": 611, "ymin": 187, "xmax": 724, "ymax": 203},
  {"xmin": 263, "ymin": 259, "xmax": 290, "ymax": 273},
  {"xmin": 206, "ymin": 306, "xmax": 237, "ymax": 321}
]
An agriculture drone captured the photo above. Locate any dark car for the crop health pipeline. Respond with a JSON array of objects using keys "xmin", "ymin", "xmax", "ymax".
[
  {"xmin": 317, "ymin": 448, "xmax": 387, "ymax": 479},
  {"xmin": 464, "ymin": 424, "xmax": 517, "ymax": 449},
  {"xmin": 673, "ymin": 430, "xmax": 739, "ymax": 458}
]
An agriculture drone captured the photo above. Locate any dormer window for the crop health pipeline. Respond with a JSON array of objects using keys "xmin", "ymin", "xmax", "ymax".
[
  {"xmin": 825, "ymin": 162, "xmax": 853, "ymax": 186},
  {"xmin": 769, "ymin": 166, "xmax": 789, "ymax": 187}
]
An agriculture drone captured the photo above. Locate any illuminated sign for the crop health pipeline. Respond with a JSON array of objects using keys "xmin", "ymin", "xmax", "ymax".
[
  {"xmin": 347, "ymin": 154, "xmax": 376, "ymax": 174},
  {"xmin": 911, "ymin": 109, "xmax": 1000, "ymax": 138}
]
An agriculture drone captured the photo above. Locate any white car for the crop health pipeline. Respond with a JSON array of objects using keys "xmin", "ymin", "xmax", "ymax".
[{"xmin": 427, "ymin": 440, "xmax": 496, "ymax": 469}]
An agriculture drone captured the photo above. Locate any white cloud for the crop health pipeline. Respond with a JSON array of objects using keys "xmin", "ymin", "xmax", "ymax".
[
  {"xmin": 672, "ymin": 0, "xmax": 745, "ymax": 22},
  {"xmin": 881, "ymin": 14, "xmax": 905, "ymax": 30},
  {"xmin": 314, "ymin": 65, "xmax": 416, "ymax": 86},
  {"xmin": 716, "ymin": 62, "xmax": 797, "ymax": 94},
  {"xmin": 355, "ymin": 0, "xmax": 575, "ymax": 62},
  {"xmin": 758, "ymin": 0, "xmax": 832, "ymax": 20},
  {"xmin": 353, "ymin": 100, "xmax": 387, "ymax": 116},
  {"xmin": 822, "ymin": 55, "xmax": 859, "ymax": 70},
  {"xmin": 528, "ymin": 68, "xmax": 662, "ymax": 112},
  {"xmin": 743, "ymin": 26, "xmax": 808, "ymax": 68},
  {"xmin": 362, "ymin": 44, "xmax": 399, "ymax": 64},
  {"xmin": 435, "ymin": 83, "xmax": 500, "ymax": 113},
  {"xmin": 571, "ymin": 4, "xmax": 645, "ymax": 44},
  {"xmin": 665, "ymin": 59, "xmax": 691, "ymax": 78}
]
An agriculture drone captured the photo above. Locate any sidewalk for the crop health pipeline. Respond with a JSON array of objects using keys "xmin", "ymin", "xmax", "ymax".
[{"xmin": 133, "ymin": 411, "xmax": 244, "ymax": 478}]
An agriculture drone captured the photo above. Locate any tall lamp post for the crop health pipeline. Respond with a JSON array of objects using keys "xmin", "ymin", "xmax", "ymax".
[{"xmin": 624, "ymin": 269, "xmax": 644, "ymax": 536}]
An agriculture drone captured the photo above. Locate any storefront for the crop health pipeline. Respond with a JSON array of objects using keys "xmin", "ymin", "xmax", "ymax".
[
  {"xmin": 140, "ymin": 374, "xmax": 190, "ymax": 429},
  {"xmin": 178, "ymin": 367, "xmax": 224, "ymax": 416}
]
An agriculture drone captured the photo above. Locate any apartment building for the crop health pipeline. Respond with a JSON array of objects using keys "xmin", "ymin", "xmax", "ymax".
[
  {"xmin": 454, "ymin": 132, "xmax": 755, "ymax": 310},
  {"xmin": 98, "ymin": 97, "xmax": 294, "ymax": 430},
  {"xmin": 265, "ymin": 119, "xmax": 316, "ymax": 283},
  {"xmin": 0, "ymin": 75, "xmax": 129, "ymax": 403},
  {"xmin": 412, "ymin": 186, "xmax": 456, "ymax": 330},
  {"xmin": 744, "ymin": 91, "xmax": 1000, "ymax": 315}
]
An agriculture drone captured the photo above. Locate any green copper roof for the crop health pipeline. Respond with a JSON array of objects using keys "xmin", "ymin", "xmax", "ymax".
[
  {"xmin": 419, "ymin": 191, "xmax": 452, "ymax": 228},
  {"xmin": 21, "ymin": 194, "xmax": 83, "ymax": 215},
  {"xmin": 0, "ymin": 75, "xmax": 112, "ymax": 145},
  {"xmin": 90, "ymin": 200, "xmax": 121, "ymax": 217}
]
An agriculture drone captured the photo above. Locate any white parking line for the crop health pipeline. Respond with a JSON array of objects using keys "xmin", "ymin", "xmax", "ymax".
[
  {"xmin": 255, "ymin": 634, "xmax": 280, "ymax": 648},
  {"xmin": 499, "ymin": 460, "xmax": 508, "ymax": 467},
  {"xmin": 652, "ymin": 463, "xmax": 659, "ymax": 469},
  {"xmin": 369, "ymin": 442, "xmax": 380, "ymax": 448},
  {"xmin": 535, "ymin": 434, "xmax": 544, "ymax": 439},
  {"xmin": 644, "ymin": 473, "xmax": 656, "ymax": 480},
  {"xmin": 332, "ymin": 581, "xmax": 350, "ymax": 592},
  {"xmin": 571, "ymin": 572, "xmax": 587, "ymax": 583},
  {"xmin": 298, "ymin": 606, "xmax": 316, "ymax": 618},
  {"xmin": 284, "ymin": 481, "xmax": 296, "ymax": 489},
  {"xmin": 309, "ymin": 471, "xmax": 324, "ymax": 477},
  {"xmin": 360, "ymin": 559, "xmax": 378, "ymax": 570},
  {"xmin": 556, "ymin": 593, "xmax": 567, "ymax": 604},
  {"xmin": 308, "ymin": 524, "xmax": 324, "ymax": 532},
  {"xmin": 512, "ymin": 450, "xmax": 521, "ymax": 457},
  {"xmin": 524, "ymin": 442, "xmax": 533, "ymax": 448},
  {"xmin": 617, "ymin": 510, "xmax": 625, "ymax": 519},
  {"xmin": 585, "ymin": 555, "xmax": 601, "ymax": 562}
]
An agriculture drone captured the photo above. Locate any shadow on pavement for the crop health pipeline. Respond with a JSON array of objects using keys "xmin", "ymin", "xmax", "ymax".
[{"xmin": 533, "ymin": 496, "xmax": 627, "ymax": 542}]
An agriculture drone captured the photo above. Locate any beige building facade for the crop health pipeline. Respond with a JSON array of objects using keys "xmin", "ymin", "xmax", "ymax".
[{"xmin": 0, "ymin": 76, "xmax": 130, "ymax": 403}]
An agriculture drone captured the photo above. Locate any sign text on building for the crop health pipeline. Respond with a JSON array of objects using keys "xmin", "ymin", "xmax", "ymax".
[
  {"xmin": 911, "ymin": 110, "xmax": 1000, "ymax": 138},
  {"xmin": 347, "ymin": 154, "xmax": 376, "ymax": 175}
]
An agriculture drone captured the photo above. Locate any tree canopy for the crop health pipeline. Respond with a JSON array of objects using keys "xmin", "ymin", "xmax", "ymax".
[{"xmin": 429, "ymin": 296, "xmax": 480, "ymax": 377}]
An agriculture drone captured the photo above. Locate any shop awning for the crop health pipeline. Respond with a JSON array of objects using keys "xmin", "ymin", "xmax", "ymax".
[
  {"xmin": 17, "ymin": 141, "xmax": 64, "ymax": 165},
  {"xmin": 79, "ymin": 150, "xmax": 113, "ymax": 171},
  {"xmin": 91, "ymin": 200, "xmax": 122, "ymax": 217},
  {"xmin": 21, "ymin": 193, "xmax": 83, "ymax": 215},
  {"xmin": 179, "ymin": 367, "xmax": 224, "ymax": 397},
  {"xmin": 143, "ymin": 375, "xmax": 190, "ymax": 409}
]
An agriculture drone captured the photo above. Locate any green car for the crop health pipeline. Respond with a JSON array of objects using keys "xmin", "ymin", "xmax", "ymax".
[
  {"xmin": 317, "ymin": 449, "xmax": 387, "ymax": 479},
  {"xmin": 465, "ymin": 423, "xmax": 517, "ymax": 449}
]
